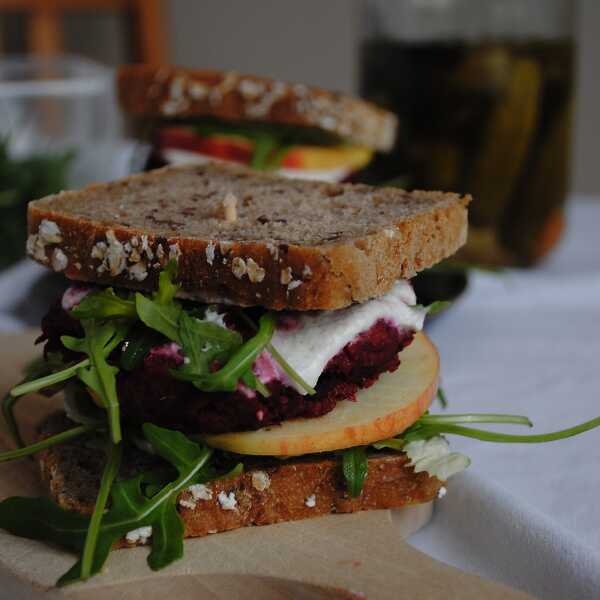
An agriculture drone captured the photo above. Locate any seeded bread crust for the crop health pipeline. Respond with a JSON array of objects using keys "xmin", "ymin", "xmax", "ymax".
[
  {"xmin": 38, "ymin": 413, "xmax": 443, "ymax": 547},
  {"xmin": 117, "ymin": 64, "xmax": 398, "ymax": 152},
  {"xmin": 27, "ymin": 162, "xmax": 470, "ymax": 311}
]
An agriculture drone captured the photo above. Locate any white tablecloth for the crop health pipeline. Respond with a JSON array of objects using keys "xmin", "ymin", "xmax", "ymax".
[{"xmin": 410, "ymin": 199, "xmax": 600, "ymax": 599}]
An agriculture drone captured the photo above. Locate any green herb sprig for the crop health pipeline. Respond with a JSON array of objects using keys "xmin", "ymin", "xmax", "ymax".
[
  {"xmin": 345, "ymin": 412, "xmax": 600, "ymax": 497},
  {"xmin": 174, "ymin": 313, "xmax": 276, "ymax": 392},
  {"xmin": 0, "ymin": 424, "xmax": 214, "ymax": 585},
  {"xmin": 79, "ymin": 441, "xmax": 122, "ymax": 580},
  {"xmin": 61, "ymin": 320, "xmax": 130, "ymax": 444},
  {"xmin": 0, "ymin": 423, "xmax": 99, "ymax": 463},
  {"xmin": 2, "ymin": 353, "xmax": 65, "ymax": 447},
  {"xmin": 341, "ymin": 446, "xmax": 368, "ymax": 498}
]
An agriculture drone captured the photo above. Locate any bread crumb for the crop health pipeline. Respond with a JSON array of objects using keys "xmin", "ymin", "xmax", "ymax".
[
  {"xmin": 232, "ymin": 257, "xmax": 247, "ymax": 279},
  {"xmin": 246, "ymin": 257, "xmax": 265, "ymax": 283},
  {"xmin": 26, "ymin": 219, "xmax": 63, "ymax": 263},
  {"xmin": 205, "ymin": 242, "xmax": 216, "ymax": 266},
  {"xmin": 104, "ymin": 230, "xmax": 126, "ymax": 276},
  {"xmin": 437, "ymin": 486, "xmax": 447, "ymax": 499},
  {"xmin": 168, "ymin": 243, "xmax": 181, "ymax": 263},
  {"xmin": 189, "ymin": 81, "xmax": 208, "ymax": 100},
  {"xmin": 217, "ymin": 491, "xmax": 238, "ymax": 511},
  {"xmin": 178, "ymin": 498, "xmax": 196, "ymax": 510},
  {"xmin": 266, "ymin": 242, "xmax": 279, "ymax": 260},
  {"xmin": 305, "ymin": 495, "xmax": 316, "ymax": 508},
  {"xmin": 189, "ymin": 483, "xmax": 213, "ymax": 501},
  {"xmin": 74, "ymin": 262, "xmax": 82, "ymax": 270},
  {"xmin": 251, "ymin": 471, "xmax": 271, "ymax": 491},
  {"xmin": 51, "ymin": 248, "xmax": 68, "ymax": 272},
  {"xmin": 38, "ymin": 220, "xmax": 62, "ymax": 244},
  {"xmin": 239, "ymin": 78, "xmax": 265, "ymax": 99},
  {"xmin": 140, "ymin": 235, "xmax": 154, "ymax": 260},
  {"xmin": 161, "ymin": 100, "xmax": 181, "ymax": 116},
  {"xmin": 280, "ymin": 267, "xmax": 292, "ymax": 285},
  {"xmin": 156, "ymin": 243, "xmax": 165, "ymax": 263},
  {"xmin": 219, "ymin": 241, "xmax": 233, "ymax": 254},
  {"xmin": 125, "ymin": 526, "xmax": 152, "ymax": 545},
  {"xmin": 91, "ymin": 241, "xmax": 106, "ymax": 262},
  {"xmin": 129, "ymin": 261, "xmax": 148, "ymax": 281},
  {"xmin": 203, "ymin": 307, "xmax": 226, "ymax": 328},
  {"xmin": 222, "ymin": 192, "xmax": 238, "ymax": 222},
  {"xmin": 293, "ymin": 83, "xmax": 308, "ymax": 97},
  {"xmin": 169, "ymin": 76, "xmax": 186, "ymax": 99}
]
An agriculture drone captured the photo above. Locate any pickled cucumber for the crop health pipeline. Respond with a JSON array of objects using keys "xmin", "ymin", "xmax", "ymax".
[
  {"xmin": 467, "ymin": 58, "xmax": 542, "ymax": 228},
  {"xmin": 500, "ymin": 99, "xmax": 572, "ymax": 264}
]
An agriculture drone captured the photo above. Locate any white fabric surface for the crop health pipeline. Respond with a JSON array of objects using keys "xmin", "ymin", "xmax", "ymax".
[{"xmin": 410, "ymin": 199, "xmax": 600, "ymax": 599}]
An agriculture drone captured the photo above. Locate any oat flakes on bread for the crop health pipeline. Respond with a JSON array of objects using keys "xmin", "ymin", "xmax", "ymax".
[
  {"xmin": 26, "ymin": 161, "xmax": 470, "ymax": 310},
  {"xmin": 117, "ymin": 64, "xmax": 398, "ymax": 152}
]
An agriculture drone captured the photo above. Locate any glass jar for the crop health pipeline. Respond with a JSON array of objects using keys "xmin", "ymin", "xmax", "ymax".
[{"xmin": 360, "ymin": 0, "xmax": 576, "ymax": 266}]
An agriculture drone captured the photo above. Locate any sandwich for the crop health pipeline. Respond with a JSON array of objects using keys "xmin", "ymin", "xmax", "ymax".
[
  {"xmin": 1, "ymin": 162, "xmax": 598, "ymax": 586},
  {"xmin": 117, "ymin": 65, "xmax": 397, "ymax": 182}
]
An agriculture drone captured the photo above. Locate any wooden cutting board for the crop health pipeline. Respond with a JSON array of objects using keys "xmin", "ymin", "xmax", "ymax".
[{"xmin": 0, "ymin": 331, "xmax": 532, "ymax": 600}]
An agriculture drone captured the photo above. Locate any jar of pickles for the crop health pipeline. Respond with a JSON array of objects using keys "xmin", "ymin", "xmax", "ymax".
[{"xmin": 360, "ymin": 0, "xmax": 576, "ymax": 266}]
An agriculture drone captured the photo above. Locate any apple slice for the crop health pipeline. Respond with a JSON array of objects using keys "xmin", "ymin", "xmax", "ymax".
[{"xmin": 203, "ymin": 332, "xmax": 439, "ymax": 456}]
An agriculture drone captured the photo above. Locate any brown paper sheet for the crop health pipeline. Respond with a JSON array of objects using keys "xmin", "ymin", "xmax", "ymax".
[{"xmin": 0, "ymin": 331, "xmax": 532, "ymax": 599}]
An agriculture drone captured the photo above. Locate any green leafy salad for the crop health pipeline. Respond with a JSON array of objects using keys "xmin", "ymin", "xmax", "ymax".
[{"xmin": 1, "ymin": 261, "xmax": 599, "ymax": 586}]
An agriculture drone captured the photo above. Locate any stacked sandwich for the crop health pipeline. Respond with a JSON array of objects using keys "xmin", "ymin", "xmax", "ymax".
[
  {"xmin": 2, "ymin": 162, "xmax": 598, "ymax": 586},
  {"xmin": 117, "ymin": 65, "xmax": 396, "ymax": 181}
]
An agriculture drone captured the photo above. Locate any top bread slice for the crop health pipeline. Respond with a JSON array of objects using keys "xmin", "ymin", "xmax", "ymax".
[
  {"xmin": 27, "ymin": 162, "xmax": 470, "ymax": 311},
  {"xmin": 117, "ymin": 64, "xmax": 398, "ymax": 152}
]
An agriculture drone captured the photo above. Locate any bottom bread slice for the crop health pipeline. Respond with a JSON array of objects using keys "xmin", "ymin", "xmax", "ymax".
[{"xmin": 38, "ymin": 413, "xmax": 443, "ymax": 546}]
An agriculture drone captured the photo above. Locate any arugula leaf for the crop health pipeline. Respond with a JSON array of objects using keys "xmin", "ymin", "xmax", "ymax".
[
  {"xmin": 437, "ymin": 387, "xmax": 448, "ymax": 409},
  {"xmin": 173, "ymin": 311, "xmax": 243, "ymax": 380},
  {"xmin": 0, "ymin": 424, "xmax": 213, "ymax": 585},
  {"xmin": 134, "ymin": 261, "xmax": 182, "ymax": 343},
  {"xmin": 372, "ymin": 438, "xmax": 405, "ymax": 451},
  {"xmin": 155, "ymin": 260, "xmax": 180, "ymax": 305},
  {"xmin": 419, "ymin": 413, "xmax": 532, "ymax": 427},
  {"xmin": 135, "ymin": 294, "xmax": 182, "ymax": 343},
  {"xmin": 235, "ymin": 309, "xmax": 316, "ymax": 395},
  {"xmin": 71, "ymin": 288, "xmax": 136, "ymax": 320},
  {"xmin": 120, "ymin": 328, "xmax": 164, "ymax": 371},
  {"xmin": 62, "ymin": 320, "xmax": 130, "ymax": 444},
  {"xmin": 11, "ymin": 310, "xmax": 129, "ymax": 404},
  {"xmin": 0, "ymin": 423, "xmax": 98, "ymax": 463},
  {"xmin": 405, "ymin": 417, "xmax": 600, "ymax": 444},
  {"xmin": 414, "ymin": 300, "xmax": 452, "ymax": 315},
  {"xmin": 342, "ymin": 446, "xmax": 368, "ymax": 498},
  {"xmin": 177, "ymin": 312, "xmax": 275, "ymax": 392},
  {"xmin": 251, "ymin": 134, "xmax": 278, "ymax": 170},
  {"xmin": 80, "ymin": 441, "xmax": 121, "ymax": 580},
  {"xmin": 3, "ymin": 352, "xmax": 65, "ymax": 447},
  {"xmin": 268, "ymin": 342, "xmax": 317, "ymax": 395},
  {"xmin": 373, "ymin": 412, "xmax": 600, "ymax": 448}
]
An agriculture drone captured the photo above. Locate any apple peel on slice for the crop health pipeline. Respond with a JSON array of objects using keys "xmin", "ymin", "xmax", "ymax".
[{"xmin": 203, "ymin": 332, "xmax": 439, "ymax": 456}]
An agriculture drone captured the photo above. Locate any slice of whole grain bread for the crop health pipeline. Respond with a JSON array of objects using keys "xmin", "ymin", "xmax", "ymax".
[
  {"xmin": 27, "ymin": 162, "xmax": 470, "ymax": 310},
  {"xmin": 117, "ymin": 64, "xmax": 398, "ymax": 151},
  {"xmin": 38, "ymin": 413, "xmax": 442, "ymax": 546}
]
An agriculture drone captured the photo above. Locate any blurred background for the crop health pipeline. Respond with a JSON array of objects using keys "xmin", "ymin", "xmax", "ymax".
[
  {"xmin": 0, "ymin": 0, "xmax": 598, "ymax": 325},
  {"xmin": 1, "ymin": 0, "xmax": 597, "ymax": 192}
]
